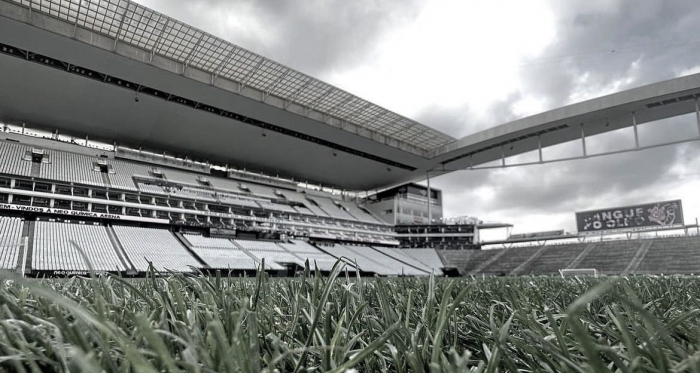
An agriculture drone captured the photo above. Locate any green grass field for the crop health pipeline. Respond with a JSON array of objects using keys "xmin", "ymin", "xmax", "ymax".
[{"xmin": 2, "ymin": 262, "xmax": 700, "ymax": 372}]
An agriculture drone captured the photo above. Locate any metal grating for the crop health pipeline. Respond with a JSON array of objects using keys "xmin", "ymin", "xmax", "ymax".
[{"xmin": 10, "ymin": 0, "xmax": 456, "ymax": 151}]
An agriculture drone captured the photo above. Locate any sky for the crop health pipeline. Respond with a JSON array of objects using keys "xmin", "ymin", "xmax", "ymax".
[{"xmin": 138, "ymin": 0, "xmax": 700, "ymax": 237}]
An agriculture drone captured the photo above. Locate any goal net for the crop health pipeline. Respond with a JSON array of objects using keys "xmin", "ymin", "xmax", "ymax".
[{"xmin": 559, "ymin": 268, "xmax": 598, "ymax": 278}]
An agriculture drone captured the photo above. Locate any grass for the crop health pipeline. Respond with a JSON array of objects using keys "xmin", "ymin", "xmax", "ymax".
[{"xmin": 1, "ymin": 262, "xmax": 700, "ymax": 372}]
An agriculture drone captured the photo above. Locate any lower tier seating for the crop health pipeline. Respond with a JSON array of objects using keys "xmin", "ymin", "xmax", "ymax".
[
  {"xmin": 574, "ymin": 240, "xmax": 641, "ymax": 274},
  {"xmin": 517, "ymin": 243, "xmax": 588, "ymax": 275},
  {"xmin": 232, "ymin": 240, "xmax": 291, "ymax": 270},
  {"xmin": 33, "ymin": 221, "xmax": 125, "ymax": 271},
  {"xmin": 113, "ymin": 226, "xmax": 199, "ymax": 272},
  {"xmin": 636, "ymin": 236, "xmax": 700, "ymax": 274},
  {"xmin": 279, "ymin": 240, "xmax": 340, "ymax": 271},
  {"xmin": 401, "ymin": 249, "xmax": 445, "ymax": 272},
  {"xmin": 0, "ymin": 217, "xmax": 23, "ymax": 270},
  {"xmin": 184, "ymin": 234, "xmax": 259, "ymax": 270}
]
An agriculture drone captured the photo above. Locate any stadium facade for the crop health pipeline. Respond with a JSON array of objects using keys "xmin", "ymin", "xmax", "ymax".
[{"xmin": 2, "ymin": 0, "xmax": 700, "ymax": 277}]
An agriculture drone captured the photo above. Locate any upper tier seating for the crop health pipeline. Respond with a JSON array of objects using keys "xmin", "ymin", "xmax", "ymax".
[
  {"xmin": 516, "ymin": 243, "xmax": 587, "ymax": 275},
  {"xmin": 279, "ymin": 240, "xmax": 341, "ymax": 271},
  {"xmin": 184, "ymin": 234, "xmax": 258, "ymax": 270},
  {"xmin": 0, "ymin": 217, "xmax": 23, "ymax": 270},
  {"xmin": 636, "ymin": 236, "xmax": 700, "ymax": 274},
  {"xmin": 278, "ymin": 191, "xmax": 330, "ymax": 217},
  {"xmin": 33, "ymin": 222, "xmax": 125, "ymax": 271},
  {"xmin": 339, "ymin": 201, "xmax": 381, "ymax": 224},
  {"xmin": 217, "ymin": 193, "xmax": 260, "ymax": 209},
  {"xmin": 309, "ymin": 197, "xmax": 355, "ymax": 221},
  {"xmin": 232, "ymin": 239, "xmax": 294, "ymax": 269},
  {"xmin": 113, "ymin": 226, "xmax": 200, "ymax": 272},
  {"xmin": 0, "ymin": 141, "xmax": 32, "ymax": 177},
  {"xmin": 402, "ymin": 249, "xmax": 445, "ymax": 272},
  {"xmin": 108, "ymin": 159, "xmax": 152, "ymax": 191},
  {"xmin": 574, "ymin": 240, "xmax": 641, "ymax": 274},
  {"xmin": 161, "ymin": 168, "xmax": 205, "ymax": 186},
  {"xmin": 39, "ymin": 150, "xmax": 104, "ymax": 187}
]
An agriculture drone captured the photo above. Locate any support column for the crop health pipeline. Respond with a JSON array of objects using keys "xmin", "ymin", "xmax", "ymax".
[
  {"xmin": 632, "ymin": 112, "xmax": 640, "ymax": 148},
  {"xmin": 426, "ymin": 171, "xmax": 432, "ymax": 225}
]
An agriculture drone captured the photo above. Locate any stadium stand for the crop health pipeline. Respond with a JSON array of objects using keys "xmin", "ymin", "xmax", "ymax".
[
  {"xmin": 113, "ymin": 226, "xmax": 200, "ymax": 272},
  {"xmin": 183, "ymin": 234, "xmax": 259, "ymax": 270},
  {"xmin": 0, "ymin": 141, "xmax": 31, "ymax": 177},
  {"xmin": 636, "ymin": 236, "xmax": 700, "ymax": 274},
  {"xmin": 232, "ymin": 239, "xmax": 293, "ymax": 269},
  {"xmin": 400, "ymin": 249, "xmax": 446, "ymax": 273},
  {"xmin": 33, "ymin": 222, "xmax": 126, "ymax": 271},
  {"xmin": 439, "ymin": 249, "xmax": 500, "ymax": 275},
  {"xmin": 309, "ymin": 197, "xmax": 356, "ymax": 221},
  {"xmin": 0, "ymin": 217, "xmax": 23, "ymax": 270},
  {"xmin": 478, "ymin": 246, "xmax": 543, "ymax": 276},
  {"xmin": 573, "ymin": 240, "xmax": 642, "ymax": 275},
  {"xmin": 322, "ymin": 244, "xmax": 427, "ymax": 275},
  {"xmin": 278, "ymin": 240, "xmax": 340, "ymax": 271},
  {"xmin": 107, "ymin": 159, "xmax": 152, "ymax": 191},
  {"xmin": 380, "ymin": 248, "xmax": 433, "ymax": 273},
  {"xmin": 39, "ymin": 150, "xmax": 104, "ymax": 187},
  {"xmin": 514, "ymin": 243, "xmax": 588, "ymax": 275}
]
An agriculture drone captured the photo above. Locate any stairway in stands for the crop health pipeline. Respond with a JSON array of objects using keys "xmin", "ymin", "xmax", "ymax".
[
  {"xmin": 105, "ymin": 225, "xmax": 136, "ymax": 274},
  {"xmin": 566, "ymin": 243, "xmax": 597, "ymax": 270},
  {"xmin": 623, "ymin": 240, "xmax": 653, "ymax": 275}
]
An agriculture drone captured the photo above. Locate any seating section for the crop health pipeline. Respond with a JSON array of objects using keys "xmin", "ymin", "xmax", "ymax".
[
  {"xmin": 0, "ymin": 217, "xmax": 23, "ymax": 269},
  {"xmin": 381, "ymin": 248, "xmax": 433, "ymax": 273},
  {"xmin": 309, "ymin": 197, "xmax": 355, "ymax": 221},
  {"xmin": 517, "ymin": 243, "xmax": 587, "ymax": 275},
  {"xmin": 402, "ymin": 249, "xmax": 445, "ymax": 272},
  {"xmin": 340, "ymin": 201, "xmax": 382, "ymax": 224},
  {"xmin": 323, "ymin": 245, "xmax": 427, "ymax": 275},
  {"xmin": 637, "ymin": 236, "xmax": 700, "ymax": 274},
  {"xmin": 162, "ymin": 168, "xmax": 204, "ymax": 186},
  {"xmin": 232, "ymin": 240, "xmax": 292, "ymax": 269},
  {"xmin": 184, "ymin": 234, "xmax": 258, "ymax": 270},
  {"xmin": 479, "ymin": 246, "xmax": 543, "ymax": 275},
  {"xmin": 40, "ymin": 151, "xmax": 104, "ymax": 187},
  {"xmin": 574, "ymin": 240, "xmax": 641, "ymax": 274},
  {"xmin": 33, "ymin": 222, "xmax": 125, "ymax": 271},
  {"xmin": 440, "ymin": 249, "xmax": 502, "ymax": 274},
  {"xmin": 113, "ymin": 226, "xmax": 199, "ymax": 271},
  {"xmin": 0, "ymin": 141, "xmax": 32, "ymax": 177},
  {"xmin": 107, "ymin": 159, "xmax": 152, "ymax": 191},
  {"xmin": 280, "ymin": 240, "xmax": 345, "ymax": 271}
]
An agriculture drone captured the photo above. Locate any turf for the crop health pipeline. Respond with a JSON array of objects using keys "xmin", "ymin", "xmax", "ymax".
[{"xmin": 1, "ymin": 262, "xmax": 700, "ymax": 372}]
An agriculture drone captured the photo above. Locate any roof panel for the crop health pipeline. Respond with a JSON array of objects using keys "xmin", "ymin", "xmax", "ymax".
[{"xmin": 9, "ymin": 0, "xmax": 455, "ymax": 152}]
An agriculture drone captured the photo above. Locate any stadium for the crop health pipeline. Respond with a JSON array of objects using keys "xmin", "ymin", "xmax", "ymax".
[{"xmin": 3, "ymin": 0, "xmax": 700, "ymax": 371}]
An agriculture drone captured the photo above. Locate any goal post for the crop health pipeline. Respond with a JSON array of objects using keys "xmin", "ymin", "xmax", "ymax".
[{"xmin": 559, "ymin": 268, "xmax": 598, "ymax": 278}]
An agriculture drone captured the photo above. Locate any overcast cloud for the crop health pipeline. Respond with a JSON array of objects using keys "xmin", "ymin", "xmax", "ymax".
[{"xmin": 139, "ymin": 0, "xmax": 700, "ymax": 239}]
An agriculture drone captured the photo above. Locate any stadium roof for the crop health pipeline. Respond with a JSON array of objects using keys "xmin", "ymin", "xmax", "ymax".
[
  {"xmin": 3, "ymin": 0, "xmax": 700, "ymax": 191},
  {"xmin": 5, "ymin": 0, "xmax": 454, "ymax": 153}
]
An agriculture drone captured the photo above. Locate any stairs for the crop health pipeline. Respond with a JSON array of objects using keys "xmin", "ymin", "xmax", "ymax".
[
  {"xmin": 106, "ymin": 225, "xmax": 136, "ymax": 274},
  {"xmin": 22, "ymin": 220, "xmax": 35, "ymax": 275},
  {"xmin": 623, "ymin": 240, "xmax": 653, "ymax": 275},
  {"xmin": 567, "ymin": 243, "xmax": 597, "ymax": 269}
]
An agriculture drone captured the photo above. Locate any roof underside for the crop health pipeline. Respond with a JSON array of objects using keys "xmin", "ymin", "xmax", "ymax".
[{"xmin": 9, "ymin": 0, "xmax": 454, "ymax": 151}]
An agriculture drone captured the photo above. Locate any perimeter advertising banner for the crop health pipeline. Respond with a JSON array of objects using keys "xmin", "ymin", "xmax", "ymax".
[{"xmin": 576, "ymin": 200, "xmax": 683, "ymax": 234}]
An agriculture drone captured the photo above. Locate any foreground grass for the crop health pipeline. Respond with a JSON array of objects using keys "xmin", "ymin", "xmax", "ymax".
[{"xmin": 1, "ymin": 264, "xmax": 700, "ymax": 372}]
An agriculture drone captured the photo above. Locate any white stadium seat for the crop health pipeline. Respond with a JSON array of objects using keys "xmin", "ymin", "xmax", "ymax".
[
  {"xmin": 0, "ymin": 217, "xmax": 23, "ymax": 270},
  {"xmin": 32, "ymin": 221, "xmax": 125, "ymax": 271},
  {"xmin": 184, "ymin": 234, "xmax": 258, "ymax": 270},
  {"xmin": 113, "ymin": 226, "xmax": 199, "ymax": 272}
]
